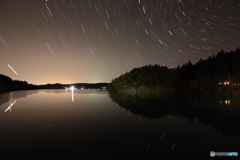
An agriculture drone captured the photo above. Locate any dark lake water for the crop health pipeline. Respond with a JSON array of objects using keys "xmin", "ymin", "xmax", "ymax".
[{"xmin": 0, "ymin": 89, "xmax": 239, "ymax": 159}]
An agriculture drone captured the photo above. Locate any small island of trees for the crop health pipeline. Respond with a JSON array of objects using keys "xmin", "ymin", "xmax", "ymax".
[{"xmin": 108, "ymin": 48, "xmax": 240, "ymax": 95}]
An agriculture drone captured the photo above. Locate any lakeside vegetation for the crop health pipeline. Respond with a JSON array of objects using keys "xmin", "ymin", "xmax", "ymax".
[
  {"xmin": 0, "ymin": 74, "xmax": 38, "ymax": 93},
  {"xmin": 108, "ymin": 48, "xmax": 240, "ymax": 95},
  {"xmin": 0, "ymin": 74, "xmax": 108, "ymax": 93}
]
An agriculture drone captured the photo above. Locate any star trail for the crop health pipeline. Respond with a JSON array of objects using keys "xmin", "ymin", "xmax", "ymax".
[{"xmin": 0, "ymin": 0, "xmax": 239, "ymax": 85}]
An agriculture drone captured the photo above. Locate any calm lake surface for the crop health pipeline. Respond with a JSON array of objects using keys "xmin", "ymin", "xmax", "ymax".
[{"xmin": 0, "ymin": 89, "xmax": 239, "ymax": 159}]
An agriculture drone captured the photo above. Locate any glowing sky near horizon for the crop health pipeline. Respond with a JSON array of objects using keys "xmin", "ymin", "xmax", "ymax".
[{"xmin": 0, "ymin": 0, "xmax": 239, "ymax": 85}]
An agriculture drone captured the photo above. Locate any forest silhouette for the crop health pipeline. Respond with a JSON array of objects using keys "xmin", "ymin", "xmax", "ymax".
[{"xmin": 108, "ymin": 48, "xmax": 240, "ymax": 95}]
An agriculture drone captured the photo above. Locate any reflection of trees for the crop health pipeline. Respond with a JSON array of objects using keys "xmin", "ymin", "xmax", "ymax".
[
  {"xmin": 0, "ymin": 92, "xmax": 11, "ymax": 106},
  {"xmin": 12, "ymin": 90, "xmax": 39, "ymax": 99},
  {"xmin": 188, "ymin": 97, "xmax": 240, "ymax": 138},
  {"xmin": 108, "ymin": 92, "xmax": 240, "ymax": 138},
  {"xmin": 109, "ymin": 92, "xmax": 175, "ymax": 119},
  {"xmin": 0, "ymin": 90, "xmax": 39, "ymax": 106}
]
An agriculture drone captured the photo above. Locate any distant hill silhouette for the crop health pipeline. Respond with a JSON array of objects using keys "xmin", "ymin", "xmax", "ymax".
[
  {"xmin": 0, "ymin": 74, "xmax": 108, "ymax": 93},
  {"xmin": 108, "ymin": 48, "xmax": 240, "ymax": 95},
  {"xmin": 38, "ymin": 83, "xmax": 108, "ymax": 89}
]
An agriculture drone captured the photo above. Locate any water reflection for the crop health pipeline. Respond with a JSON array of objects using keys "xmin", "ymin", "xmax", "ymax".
[
  {"xmin": 108, "ymin": 92, "xmax": 240, "ymax": 138},
  {"xmin": 65, "ymin": 86, "xmax": 77, "ymax": 102},
  {"xmin": 0, "ymin": 90, "xmax": 239, "ymax": 159},
  {"xmin": 0, "ymin": 90, "xmax": 39, "ymax": 107},
  {"xmin": 39, "ymin": 89, "xmax": 106, "ymax": 95},
  {"xmin": 0, "ymin": 90, "xmax": 39, "ymax": 114}
]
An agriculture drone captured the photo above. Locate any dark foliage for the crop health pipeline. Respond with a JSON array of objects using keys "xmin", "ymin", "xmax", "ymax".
[
  {"xmin": 0, "ymin": 74, "xmax": 39, "ymax": 93},
  {"xmin": 108, "ymin": 48, "xmax": 240, "ymax": 95},
  {"xmin": 108, "ymin": 64, "xmax": 175, "ymax": 92}
]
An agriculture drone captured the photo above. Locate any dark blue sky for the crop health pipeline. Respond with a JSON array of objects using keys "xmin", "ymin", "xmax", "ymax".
[{"xmin": 0, "ymin": 0, "xmax": 239, "ymax": 84}]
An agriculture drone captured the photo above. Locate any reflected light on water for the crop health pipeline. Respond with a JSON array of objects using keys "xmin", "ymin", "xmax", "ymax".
[
  {"xmin": 5, "ymin": 92, "xmax": 17, "ymax": 113},
  {"xmin": 0, "ymin": 90, "xmax": 239, "ymax": 159},
  {"xmin": 5, "ymin": 100, "xmax": 16, "ymax": 113},
  {"xmin": 65, "ymin": 86, "xmax": 77, "ymax": 102},
  {"xmin": 71, "ymin": 89, "xmax": 74, "ymax": 102}
]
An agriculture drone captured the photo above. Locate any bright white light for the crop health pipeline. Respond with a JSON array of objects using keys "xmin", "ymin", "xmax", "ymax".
[
  {"xmin": 65, "ymin": 86, "xmax": 77, "ymax": 91},
  {"xmin": 225, "ymin": 100, "xmax": 230, "ymax": 105}
]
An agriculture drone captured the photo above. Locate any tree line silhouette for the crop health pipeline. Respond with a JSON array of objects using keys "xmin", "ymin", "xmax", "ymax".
[
  {"xmin": 0, "ymin": 74, "xmax": 108, "ymax": 93},
  {"xmin": 0, "ymin": 74, "xmax": 38, "ymax": 93},
  {"xmin": 108, "ymin": 48, "xmax": 240, "ymax": 95}
]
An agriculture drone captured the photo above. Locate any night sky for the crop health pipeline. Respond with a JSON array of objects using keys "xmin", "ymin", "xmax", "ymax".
[{"xmin": 1, "ymin": 0, "xmax": 239, "ymax": 85}]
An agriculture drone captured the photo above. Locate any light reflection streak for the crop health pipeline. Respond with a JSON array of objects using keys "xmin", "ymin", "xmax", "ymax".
[
  {"xmin": 72, "ymin": 89, "xmax": 74, "ymax": 102},
  {"xmin": 65, "ymin": 86, "xmax": 77, "ymax": 102},
  {"xmin": 5, "ymin": 92, "xmax": 16, "ymax": 113},
  {"xmin": 5, "ymin": 100, "xmax": 16, "ymax": 113},
  {"xmin": 27, "ymin": 111, "xmax": 37, "ymax": 122}
]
